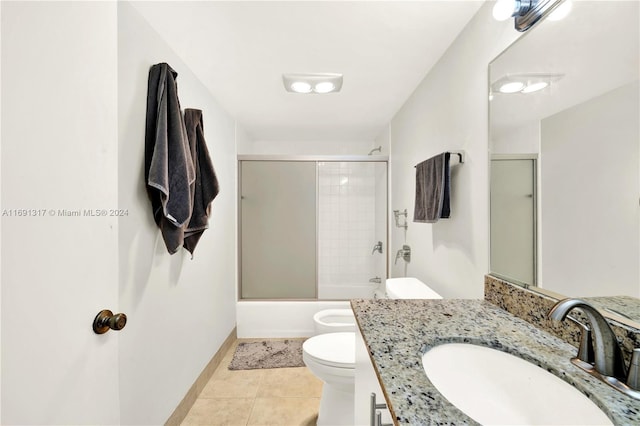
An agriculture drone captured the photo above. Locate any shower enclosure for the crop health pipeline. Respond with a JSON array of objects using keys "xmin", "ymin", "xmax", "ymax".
[{"xmin": 239, "ymin": 157, "xmax": 388, "ymax": 300}]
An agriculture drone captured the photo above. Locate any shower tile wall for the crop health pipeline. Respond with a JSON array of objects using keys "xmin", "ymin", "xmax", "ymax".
[{"xmin": 318, "ymin": 162, "xmax": 380, "ymax": 299}]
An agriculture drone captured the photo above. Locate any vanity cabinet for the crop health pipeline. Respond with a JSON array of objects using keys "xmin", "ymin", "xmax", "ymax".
[{"xmin": 355, "ymin": 325, "xmax": 393, "ymax": 426}]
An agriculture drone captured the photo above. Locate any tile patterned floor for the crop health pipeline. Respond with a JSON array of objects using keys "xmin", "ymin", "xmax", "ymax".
[{"xmin": 181, "ymin": 339, "xmax": 322, "ymax": 426}]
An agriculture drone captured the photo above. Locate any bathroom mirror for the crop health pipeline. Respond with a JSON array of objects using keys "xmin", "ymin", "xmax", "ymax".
[{"xmin": 489, "ymin": 1, "xmax": 640, "ymax": 324}]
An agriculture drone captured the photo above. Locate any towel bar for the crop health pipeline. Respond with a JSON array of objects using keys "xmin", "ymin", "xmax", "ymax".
[{"xmin": 414, "ymin": 150, "xmax": 465, "ymax": 167}]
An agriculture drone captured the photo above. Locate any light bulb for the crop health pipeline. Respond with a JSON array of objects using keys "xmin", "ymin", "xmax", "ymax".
[
  {"xmin": 521, "ymin": 81, "xmax": 549, "ymax": 93},
  {"xmin": 548, "ymin": 0, "xmax": 572, "ymax": 21},
  {"xmin": 499, "ymin": 81, "xmax": 525, "ymax": 93},
  {"xmin": 290, "ymin": 81, "xmax": 312, "ymax": 93},
  {"xmin": 314, "ymin": 82, "xmax": 335, "ymax": 94},
  {"xmin": 493, "ymin": 0, "xmax": 517, "ymax": 21}
]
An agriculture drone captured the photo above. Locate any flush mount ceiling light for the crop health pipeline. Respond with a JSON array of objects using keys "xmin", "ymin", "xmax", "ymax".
[
  {"xmin": 491, "ymin": 73, "xmax": 563, "ymax": 95},
  {"xmin": 493, "ymin": 0, "xmax": 572, "ymax": 32},
  {"xmin": 283, "ymin": 73, "xmax": 343, "ymax": 94}
]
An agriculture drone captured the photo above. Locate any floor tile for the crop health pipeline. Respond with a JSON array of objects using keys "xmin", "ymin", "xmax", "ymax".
[
  {"xmin": 181, "ymin": 338, "xmax": 321, "ymax": 426},
  {"xmin": 181, "ymin": 398, "xmax": 254, "ymax": 426},
  {"xmin": 257, "ymin": 367, "xmax": 323, "ymax": 398},
  {"xmin": 200, "ymin": 369, "xmax": 265, "ymax": 399},
  {"xmin": 247, "ymin": 397, "xmax": 320, "ymax": 426}
]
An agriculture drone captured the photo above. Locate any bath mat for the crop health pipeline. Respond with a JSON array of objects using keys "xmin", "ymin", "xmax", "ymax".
[{"xmin": 228, "ymin": 339, "xmax": 306, "ymax": 370}]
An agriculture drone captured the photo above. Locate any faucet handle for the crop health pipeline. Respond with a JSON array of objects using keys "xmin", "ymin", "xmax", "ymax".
[
  {"xmin": 372, "ymin": 241, "xmax": 383, "ymax": 255},
  {"xmin": 567, "ymin": 316, "xmax": 595, "ymax": 365}
]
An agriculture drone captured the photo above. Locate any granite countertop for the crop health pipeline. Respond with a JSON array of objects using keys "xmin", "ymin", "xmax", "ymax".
[{"xmin": 351, "ymin": 299, "xmax": 640, "ymax": 425}]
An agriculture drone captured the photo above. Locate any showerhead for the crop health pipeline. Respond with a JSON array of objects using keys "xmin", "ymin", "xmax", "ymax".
[{"xmin": 368, "ymin": 146, "xmax": 382, "ymax": 155}]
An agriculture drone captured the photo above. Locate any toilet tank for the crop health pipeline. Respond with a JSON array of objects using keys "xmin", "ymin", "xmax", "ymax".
[{"xmin": 386, "ymin": 277, "xmax": 443, "ymax": 299}]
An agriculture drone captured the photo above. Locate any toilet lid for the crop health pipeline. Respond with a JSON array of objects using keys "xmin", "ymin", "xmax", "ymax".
[{"xmin": 303, "ymin": 332, "xmax": 355, "ymax": 368}]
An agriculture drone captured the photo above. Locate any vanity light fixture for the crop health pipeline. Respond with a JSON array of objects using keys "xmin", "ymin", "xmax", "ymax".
[
  {"xmin": 491, "ymin": 73, "xmax": 563, "ymax": 95},
  {"xmin": 283, "ymin": 73, "xmax": 343, "ymax": 94},
  {"xmin": 493, "ymin": 0, "xmax": 571, "ymax": 32}
]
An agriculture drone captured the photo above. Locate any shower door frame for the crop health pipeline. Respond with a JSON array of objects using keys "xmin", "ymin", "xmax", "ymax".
[{"xmin": 237, "ymin": 155, "xmax": 389, "ymax": 301}]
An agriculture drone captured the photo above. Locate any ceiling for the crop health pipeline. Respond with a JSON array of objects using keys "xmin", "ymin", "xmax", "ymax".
[{"xmin": 132, "ymin": 1, "xmax": 484, "ymax": 142}]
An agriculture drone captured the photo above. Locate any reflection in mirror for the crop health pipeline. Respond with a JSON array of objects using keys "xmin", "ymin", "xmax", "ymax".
[{"xmin": 489, "ymin": 1, "xmax": 640, "ymax": 324}]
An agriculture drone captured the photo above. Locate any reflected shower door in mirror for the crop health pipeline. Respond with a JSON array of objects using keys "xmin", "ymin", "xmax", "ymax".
[
  {"xmin": 239, "ymin": 159, "xmax": 388, "ymax": 300},
  {"xmin": 490, "ymin": 157, "xmax": 536, "ymax": 286},
  {"xmin": 488, "ymin": 1, "xmax": 640, "ymax": 323}
]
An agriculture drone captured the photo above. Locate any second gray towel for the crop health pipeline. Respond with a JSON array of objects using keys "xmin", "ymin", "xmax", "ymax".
[
  {"xmin": 183, "ymin": 109, "xmax": 220, "ymax": 256},
  {"xmin": 414, "ymin": 152, "xmax": 450, "ymax": 223}
]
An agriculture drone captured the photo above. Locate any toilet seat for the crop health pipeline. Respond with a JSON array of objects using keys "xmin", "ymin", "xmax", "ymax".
[
  {"xmin": 303, "ymin": 332, "xmax": 355, "ymax": 369},
  {"xmin": 313, "ymin": 309, "xmax": 356, "ymax": 334}
]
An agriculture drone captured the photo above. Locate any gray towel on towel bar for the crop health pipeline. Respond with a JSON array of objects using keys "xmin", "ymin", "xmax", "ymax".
[
  {"xmin": 414, "ymin": 152, "xmax": 451, "ymax": 223},
  {"xmin": 183, "ymin": 109, "xmax": 220, "ymax": 256},
  {"xmin": 144, "ymin": 62, "xmax": 195, "ymax": 254}
]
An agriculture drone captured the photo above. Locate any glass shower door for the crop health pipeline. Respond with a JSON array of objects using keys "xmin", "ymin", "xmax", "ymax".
[
  {"xmin": 317, "ymin": 161, "xmax": 387, "ymax": 299},
  {"xmin": 240, "ymin": 161, "xmax": 317, "ymax": 299}
]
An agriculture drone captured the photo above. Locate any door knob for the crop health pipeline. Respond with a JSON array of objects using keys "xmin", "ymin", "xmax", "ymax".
[{"xmin": 93, "ymin": 309, "xmax": 127, "ymax": 334}]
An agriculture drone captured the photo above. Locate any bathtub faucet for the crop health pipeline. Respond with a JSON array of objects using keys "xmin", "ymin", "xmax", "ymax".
[{"xmin": 395, "ymin": 245, "xmax": 411, "ymax": 264}]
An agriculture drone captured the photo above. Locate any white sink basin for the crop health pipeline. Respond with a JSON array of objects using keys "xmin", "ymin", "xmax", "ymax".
[{"xmin": 422, "ymin": 343, "xmax": 612, "ymax": 425}]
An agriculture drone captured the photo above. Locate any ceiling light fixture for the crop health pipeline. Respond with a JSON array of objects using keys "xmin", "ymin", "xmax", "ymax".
[
  {"xmin": 492, "ymin": 0, "xmax": 571, "ymax": 32},
  {"xmin": 491, "ymin": 73, "xmax": 563, "ymax": 95},
  {"xmin": 283, "ymin": 73, "xmax": 343, "ymax": 94}
]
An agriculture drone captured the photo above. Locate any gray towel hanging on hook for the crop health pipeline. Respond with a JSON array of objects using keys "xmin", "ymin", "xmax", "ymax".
[
  {"xmin": 144, "ymin": 62, "xmax": 195, "ymax": 254},
  {"xmin": 183, "ymin": 108, "xmax": 220, "ymax": 257}
]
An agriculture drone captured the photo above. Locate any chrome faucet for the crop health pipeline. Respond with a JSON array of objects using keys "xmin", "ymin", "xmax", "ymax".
[
  {"xmin": 369, "ymin": 277, "xmax": 382, "ymax": 284},
  {"xmin": 372, "ymin": 241, "xmax": 383, "ymax": 255},
  {"xmin": 548, "ymin": 298, "xmax": 640, "ymax": 399},
  {"xmin": 394, "ymin": 245, "xmax": 411, "ymax": 264}
]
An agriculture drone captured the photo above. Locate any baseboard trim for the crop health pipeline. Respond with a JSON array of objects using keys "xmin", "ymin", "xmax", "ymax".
[{"xmin": 165, "ymin": 327, "xmax": 237, "ymax": 426}]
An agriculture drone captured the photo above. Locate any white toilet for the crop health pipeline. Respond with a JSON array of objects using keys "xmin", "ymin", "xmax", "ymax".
[
  {"xmin": 303, "ymin": 278, "xmax": 442, "ymax": 425},
  {"xmin": 302, "ymin": 332, "xmax": 355, "ymax": 425}
]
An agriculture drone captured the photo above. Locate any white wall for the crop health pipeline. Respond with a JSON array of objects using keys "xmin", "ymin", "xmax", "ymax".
[
  {"xmin": 235, "ymin": 123, "xmax": 254, "ymax": 159},
  {"xmin": 491, "ymin": 121, "xmax": 540, "ymax": 155},
  {"xmin": 2, "ymin": 2, "xmax": 120, "ymax": 424},
  {"xmin": 541, "ymin": 82, "xmax": 639, "ymax": 297},
  {"xmin": 240, "ymin": 139, "xmax": 375, "ymax": 156},
  {"xmin": 386, "ymin": 2, "xmax": 520, "ymax": 298},
  {"xmin": 118, "ymin": 2, "xmax": 238, "ymax": 424}
]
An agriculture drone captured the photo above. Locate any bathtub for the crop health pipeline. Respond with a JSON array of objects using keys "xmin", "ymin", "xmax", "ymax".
[{"xmin": 317, "ymin": 282, "xmax": 378, "ymax": 299}]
